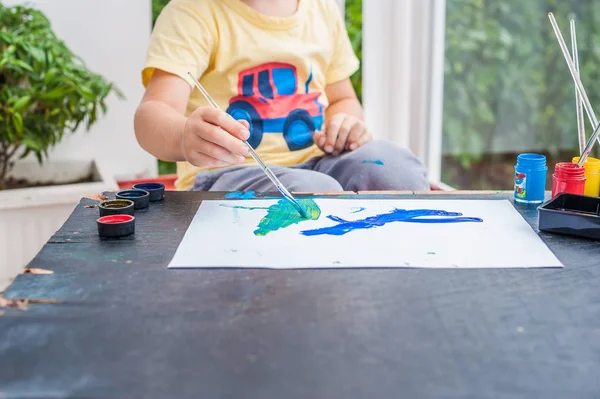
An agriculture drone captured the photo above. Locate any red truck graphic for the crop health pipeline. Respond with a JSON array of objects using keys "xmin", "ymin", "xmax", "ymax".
[{"xmin": 226, "ymin": 62, "xmax": 324, "ymax": 151}]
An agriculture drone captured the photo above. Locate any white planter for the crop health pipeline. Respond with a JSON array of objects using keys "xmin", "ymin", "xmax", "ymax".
[{"xmin": 0, "ymin": 159, "xmax": 117, "ymax": 291}]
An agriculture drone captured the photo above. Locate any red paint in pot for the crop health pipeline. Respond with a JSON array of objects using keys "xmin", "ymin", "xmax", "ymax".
[
  {"xmin": 97, "ymin": 215, "xmax": 134, "ymax": 224},
  {"xmin": 552, "ymin": 162, "xmax": 586, "ymax": 197}
]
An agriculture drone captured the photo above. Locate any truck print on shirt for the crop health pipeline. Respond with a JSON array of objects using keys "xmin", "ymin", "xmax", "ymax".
[{"xmin": 226, "ymin": 62, "xmax": 324, "ymax": 151}]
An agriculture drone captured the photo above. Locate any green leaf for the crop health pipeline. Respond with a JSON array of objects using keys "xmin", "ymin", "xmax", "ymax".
[
  {"xmin": 12, "ymin": 96, "xmax": 31, "ymax": 111},
  {"xmin": 40, "ymin": 86, "xmax": 70, "ymax": 99},
  {"xmin": 78, "ymin": 85, "xmax": 95, "ymax": 100},
  {"xmin": 12, "ymin": 59, "xmax": 34, "ymax": 72},
  {"xmin": 21, "ymin": 137, "xmax": 41, "ymax": 150},
  {"xmin": 12, "ymin": 113, "xmax": 24, "ymax": 134},
  {"xmin": 44, "ymin": 68, "xmax": 59, "ymax": 84},
  {"xmin": 29, "ymin": 46, "xmax": 46, "ymax": 64}
]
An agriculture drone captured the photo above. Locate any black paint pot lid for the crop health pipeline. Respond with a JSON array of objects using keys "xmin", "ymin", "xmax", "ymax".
[
  {"xmin": 116, "ymin": 189, "xmax": 149, "ymax": 199},
  {"xmin": 132, "ymin": 182, "xmax": 165, "ymax": 191},
  {"xmin": 99, "ymin": 199, "xmax": 134, "ymax": 209}
]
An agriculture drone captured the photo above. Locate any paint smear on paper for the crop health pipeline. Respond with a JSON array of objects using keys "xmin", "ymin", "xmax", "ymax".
[
  {"xmin": 232, "ymin": 208, "xmax": 241, "ymax": 224},
  {"xmin": 362, "ymin": 160, "xmax": 384, "ymax": 166},
  {"xmin": 221, "ymin": 204, "xmax": 270, "ymax": 211},
  {"xmin": 255, "ymin": 199, "xmax": 321, "ymax": 236},
  {"xmin": 225, "ymin": 191, "xmax": 257, "ymax": 199},
  {"xmin": 301, "ymin": 209, "xmax": 482, "ymax": 236},
  {"xmin": 221, "ymin": 199, "xmax": 321, "ymax": 236},
  {"xmin": 350, "ymin": 207, "xmax": 366, "ymax": 214}
]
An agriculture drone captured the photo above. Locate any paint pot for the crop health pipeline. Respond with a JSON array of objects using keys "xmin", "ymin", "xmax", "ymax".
[
  {"xmin": 513, "ymin": 153, "xmax": 547, "ymax": 204},
  {"xmin": 552, "ymin": 162, "xmax": 586, "ymax": 198},
  {"xmin": 97, "ymin": 214, "xmax": 135, "ymax": 238},
  {"xmin": 572, "ymin": 156, "xmax": 600, "ymax": 197},
  {"xmin": 116, "ymin": 189, "xmax": 150, "ymax": 209},
  {"xmin": 98, "ymin": 199, "xmax": 135, "ymax": 217},
  {"xmin": 132, "ymin": 182, "xmax": 165, "ymax": 202}
]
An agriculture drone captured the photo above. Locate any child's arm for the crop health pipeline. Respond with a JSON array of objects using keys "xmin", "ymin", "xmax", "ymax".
[
  {"xmin": 313, "ymin": 78, "xmax": 372, "ymax": 156},
  {"xmin": 134, "ymin": 70, "xmax": 250, "ymax": 167}
]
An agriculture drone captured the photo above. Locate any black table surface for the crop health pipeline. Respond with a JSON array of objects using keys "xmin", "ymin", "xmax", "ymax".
[{"xmin": 1, "ymin": 191, "xmax": 600, "ymax": 398}]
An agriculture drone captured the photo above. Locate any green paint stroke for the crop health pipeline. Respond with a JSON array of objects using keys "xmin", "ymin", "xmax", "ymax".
[
  {"xmin": 220, "ymin": 199, "xmax": 321, "ymax": 235},
  {"xmin": 254, "ymin": 199, "xmax": 320, "ymax": 236}
]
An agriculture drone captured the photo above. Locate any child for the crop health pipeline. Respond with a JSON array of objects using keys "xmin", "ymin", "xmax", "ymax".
[{"xmin": 134, "ymin": 0, "xmax": 429, "ymax": 192}]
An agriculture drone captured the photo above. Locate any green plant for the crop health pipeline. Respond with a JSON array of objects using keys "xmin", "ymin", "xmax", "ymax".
[
  {"xmin": 345, "ymin": 0, "xmax": 362, "ymax": 100},
  {"xmin": 0, "ymin": 4, "xmax": 122, "ymax": 189},
  {"xmin": 443, "ymin": 0, "xmax": 600, "ymax": 172}
]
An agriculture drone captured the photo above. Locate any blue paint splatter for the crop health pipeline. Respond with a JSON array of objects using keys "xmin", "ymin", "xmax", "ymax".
[
  {"xmin": 350, "ymin": 207, "xmax": 366, "ymax": 214},
  {"xmin": 225, "ymin": 191, "xmax": 257, "ymax": 199},
  {"xmin": 362, "ymin": 160, "xmax": 384, "ymax": 166},
  {"xmin": 300, "ymin": 209, "xmax": 483, "ymax": 236}
]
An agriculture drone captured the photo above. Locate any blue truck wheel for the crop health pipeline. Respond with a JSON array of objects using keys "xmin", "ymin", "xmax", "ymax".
[
  {"xmin": 283, "ymin": 109, "xmax": 314, "ymax": 151},
  {"xmin": 226, "ymin": 101, "xmax": 263, "ymax": 149}
]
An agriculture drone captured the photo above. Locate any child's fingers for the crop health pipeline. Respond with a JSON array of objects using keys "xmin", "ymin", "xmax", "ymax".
[
  {"xmin": 184, "ymin": 145, "xmax": 233, "ymax": 168},
  {"xmin": 313, "ymin": 130, "xmax": 325, "ymax": 147},
  {"xmin": 351, "ymin": 130, "xmax": 373, "ymax": 150},
  {"xmin": 345, "ymin": 123, "xmax": 364, "ymax": 150},
  {"xmin": 333, "ymin": 118, "xmax": 356, "ymax": 155},
  {"xmin": 197, "ymin": 136, "xmax": 247, "ymax": 164},
  {"xmin": 324, "ymin": 114, "xmax": 346, "ymax": 153},
  {"xmin": 324, "ymin": 128, "xmax": 338, "ymax": 153},
  {"xmin": 198, "ymin": 121, "xmax": 249, "ymax": 158},
  {"xmin": 200, "ymin": 108, "xmax": 250, "ymax": 141},
  {"xmin": 185, "ymin": 130, "xmax": 246, "ymax": 164},
  {"xmin": 237, "ymin": 119, "xmax": 250, "ymax": 130},
  {"xmin": 189, "ymin": 153, "xmax": 232, "ymax": 168}
]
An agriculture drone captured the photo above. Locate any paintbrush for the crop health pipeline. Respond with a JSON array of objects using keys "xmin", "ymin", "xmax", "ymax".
[
  {"xmin": 548, "ymin": 12, "xmax": 600, "ymax": 166},
  {"xmin": 570, "ymin": 19, "xmax": 586, "ymax": 154},
  {"xmin": 186, "ymin": 72, "xmax": 308, "ymax": 218}
]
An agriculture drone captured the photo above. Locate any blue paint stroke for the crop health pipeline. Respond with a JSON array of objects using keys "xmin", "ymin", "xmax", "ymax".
[
  {"xmin": 362, "ymin": 160, "xmax": 384, "ymax": 166},
  {"xmin": 300, "ymin": 209, "xmax": 483, "ymax": 236},
  {"xmin": 225, "ymin": 191, "xmax": 257, "ymax": 199},
  {"xmin": 350, "ymin": 207, "xmax": 366, "ymax": 214}
]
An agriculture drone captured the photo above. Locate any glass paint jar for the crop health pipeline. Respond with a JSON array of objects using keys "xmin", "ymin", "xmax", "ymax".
[
  {"xmin": 514, "ymin": 153, "xmax": 547, "ymax": 204},
  {"xmin": 552, "ymin": 162, "xmax": 586, "ymax": 198},
  {"xmin": 572, "ymin": 156, "xmax": 600, "ymax": 197}
]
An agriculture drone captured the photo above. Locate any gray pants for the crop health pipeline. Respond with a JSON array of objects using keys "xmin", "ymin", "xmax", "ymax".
[{"xmin": 193, "ymin": 140, "xmax": 429, "ymax": 192}]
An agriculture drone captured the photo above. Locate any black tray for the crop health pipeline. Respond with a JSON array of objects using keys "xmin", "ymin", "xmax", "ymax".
[{"xmin": 538, "ymin": 193, "xmax": 600, "ymax": 240}]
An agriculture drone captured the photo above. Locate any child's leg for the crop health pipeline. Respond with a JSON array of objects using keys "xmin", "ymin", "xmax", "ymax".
[
  {"xmin": 310, "ymin": 140, "xmax": 429, "ymax": 191},
  {"xmin": 193, "ymin": 165, "xmax": 343, "ymax": 192}
]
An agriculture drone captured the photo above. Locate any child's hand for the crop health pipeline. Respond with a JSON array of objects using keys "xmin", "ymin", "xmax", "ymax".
[
  {"xmin": 181, "ymin": 107, "xmax": 250, "ymax": 167},
  {"xmin": 314, "ymin": 113, "xmax": 372, "ymax": 156}
]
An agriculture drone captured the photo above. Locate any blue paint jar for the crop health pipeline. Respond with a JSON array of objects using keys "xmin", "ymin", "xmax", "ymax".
[{"xmin": 514, "ymin": 153, "xmax": 547, "ymax": 204}]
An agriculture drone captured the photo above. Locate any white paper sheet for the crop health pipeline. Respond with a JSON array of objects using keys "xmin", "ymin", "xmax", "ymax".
[{"xmin": 168, "ymin": 199, "xmax": 563, "ymax": 269}]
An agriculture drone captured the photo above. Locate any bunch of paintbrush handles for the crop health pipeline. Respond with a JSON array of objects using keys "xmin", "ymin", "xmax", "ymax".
[{"xmin": 548, "ymin": 13, "xmax": 600, "ymax": 166}]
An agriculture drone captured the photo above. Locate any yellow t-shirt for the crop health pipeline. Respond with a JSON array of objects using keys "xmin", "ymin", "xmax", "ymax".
[{"xmin": 142, "ymin": 0, "xmax": 360, "ymax": 190}]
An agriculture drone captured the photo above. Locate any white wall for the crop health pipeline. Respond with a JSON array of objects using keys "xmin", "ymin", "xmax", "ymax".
[{"xmin": 3, "ymin": 0, "xmax": 157, "ymax": 180}]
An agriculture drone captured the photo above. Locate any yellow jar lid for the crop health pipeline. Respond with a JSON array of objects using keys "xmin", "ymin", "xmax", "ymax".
[{"xmin": 573, "ymin": 156, "xmax": 600, "ymax": 172}]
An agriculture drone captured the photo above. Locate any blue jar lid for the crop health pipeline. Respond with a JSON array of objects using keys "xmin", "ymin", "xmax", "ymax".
[{"xmin": 517, "ymin": 153, "xmax": 547, "ymax": 168}]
